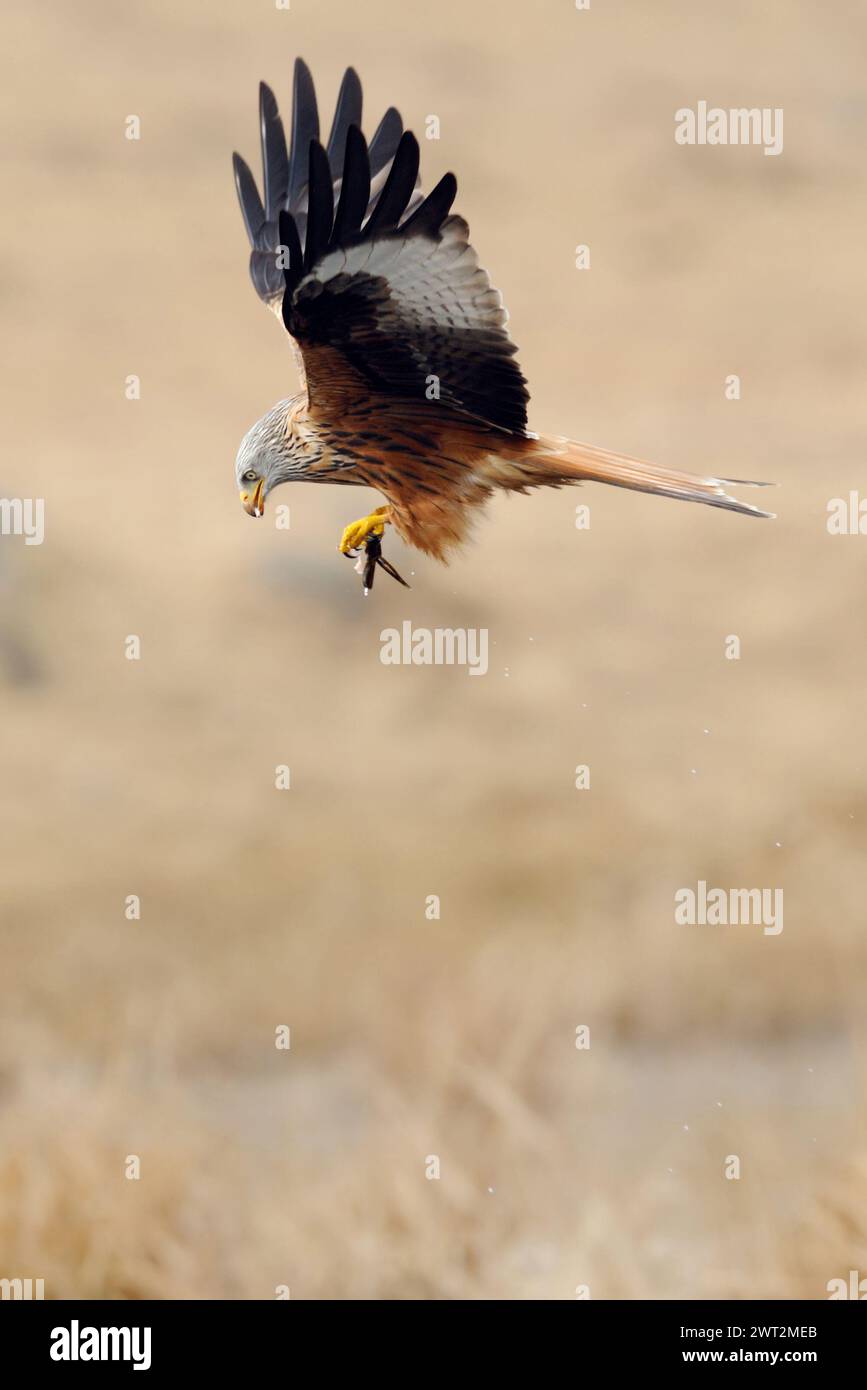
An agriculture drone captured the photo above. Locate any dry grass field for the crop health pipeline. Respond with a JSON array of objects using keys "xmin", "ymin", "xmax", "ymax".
[{"xmin": 1, "ymin": 0, "xmax": 866, "ymax": 1298}]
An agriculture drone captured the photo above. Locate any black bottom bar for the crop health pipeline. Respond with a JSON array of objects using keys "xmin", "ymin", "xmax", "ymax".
[{"xmin": 2, "ymin": 1298, "xmax": 861, "ymax": 1374}]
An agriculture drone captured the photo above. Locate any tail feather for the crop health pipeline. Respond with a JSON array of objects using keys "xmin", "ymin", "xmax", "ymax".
[{"xmin": 525, "ymin": 434, "xmax": 775, "ymax": 518}]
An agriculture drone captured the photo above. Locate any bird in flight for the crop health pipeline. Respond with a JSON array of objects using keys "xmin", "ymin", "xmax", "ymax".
[{"xmin": 233, "ymin": 61, "xmax": 772, "ymax": 589}]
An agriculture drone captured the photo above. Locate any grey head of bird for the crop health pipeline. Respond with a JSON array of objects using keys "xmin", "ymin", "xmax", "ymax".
[{"xmin": 235, "ymin": 396, "xmax": 312, "ymax": 516}]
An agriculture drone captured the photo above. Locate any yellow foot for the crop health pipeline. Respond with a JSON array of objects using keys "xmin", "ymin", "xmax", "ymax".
[{"xmin": 339, "ymin": 506, "xmax": 391, "ymax": 554}]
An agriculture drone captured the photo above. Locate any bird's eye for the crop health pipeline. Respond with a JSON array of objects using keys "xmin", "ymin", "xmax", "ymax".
[{"xmin": 243, "ymin": 470, "xmax": 258, "ymax": 483}]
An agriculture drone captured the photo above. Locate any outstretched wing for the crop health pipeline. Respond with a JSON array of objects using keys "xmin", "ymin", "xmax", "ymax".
[
  {"xmin": 233, "ymin": 59, "xmax": 412, "ymax": 310},
  {"xmin": 234, "ymin": 60, "xmax": 530, "ymax": 436},
  {"xmin": 280, "ymin": 124, "xmax": 530, "ymax": 436}
]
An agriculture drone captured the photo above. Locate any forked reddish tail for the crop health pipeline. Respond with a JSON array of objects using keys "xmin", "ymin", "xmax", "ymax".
[{"xmin": 522, "ymin": 433, "xmax": 775, "ymax": 518}]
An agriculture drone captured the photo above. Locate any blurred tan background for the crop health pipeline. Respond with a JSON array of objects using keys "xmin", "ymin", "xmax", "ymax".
[{"xmin": 1, "ymin": 0, "xmax": 866, "ymax": 1299}]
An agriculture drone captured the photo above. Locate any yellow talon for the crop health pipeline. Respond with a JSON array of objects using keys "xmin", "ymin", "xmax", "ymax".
[{"xmin": 339, "ymin": 506, "xmax": 391, "ymax": 554}]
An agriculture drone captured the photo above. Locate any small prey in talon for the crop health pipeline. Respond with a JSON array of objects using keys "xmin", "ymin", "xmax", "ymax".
[
  {"xmin": 339, "ymin": 508, "xmax": 410, "ymax": 593},
  {"xmin": 231, "ymin": 60, "xmax": 773, "ymax": 591}
]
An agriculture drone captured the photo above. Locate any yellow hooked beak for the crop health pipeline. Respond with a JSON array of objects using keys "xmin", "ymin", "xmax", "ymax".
[{"xmin": 240, "ymin": 479, "xmax": 265, "ymax": 517}]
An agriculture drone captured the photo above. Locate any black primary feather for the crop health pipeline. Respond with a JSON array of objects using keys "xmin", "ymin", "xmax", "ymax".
[
  {"xmin": 402, "ymin": 172, "xmax": 458, "ymax": 237},
  {"xmin": 332, "ymin": 125, "xmax": 371, "ymax": 241},
  {"xmin": 278, "ymin": 211, "xmax": 303, "ymax": 280},
  {"xmin": 259, "ymin": 82, "xmax": 289, "ymax": 221},
  {"xmin": 326, "ymin": 67, "xmax": 362, "ymax": 181},
  {"xmin": 367, "ymin": 106, "xmax": 404, "ymax": 177},
  {"xmin": 232, "ymin": 152, "xmax": 265, "ymax": 246},
  {"xmin": 364, "ymin": 131, "xmax": 420, "ymax": 236},
  {"xmin": 304, "ymin": 140, "xmax": 335, "ymax": 271},
  {"xmin": 287, "ymin": 58, "xmax": 319, "ymax": 208}
]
